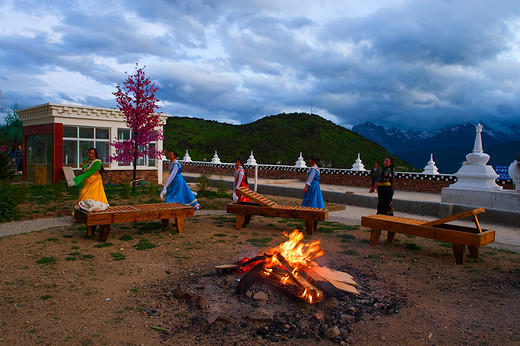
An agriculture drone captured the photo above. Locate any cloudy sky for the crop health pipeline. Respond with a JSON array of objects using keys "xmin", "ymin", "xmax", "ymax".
[{"xmin": 1, "ymin": 0, "xmax": 520, "ymax": 130}]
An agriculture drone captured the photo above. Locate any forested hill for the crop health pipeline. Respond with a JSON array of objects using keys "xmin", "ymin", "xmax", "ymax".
[{"xmin": 163, "ymin": 113, "xmax": 413, "ymax": 170}]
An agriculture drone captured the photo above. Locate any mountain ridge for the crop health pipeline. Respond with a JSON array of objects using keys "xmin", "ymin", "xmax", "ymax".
[
  {"xmin": 351, "ymin": 121, "xmax": 520, "ymax": 173},
  {"xmin": 163, "ymin": 113, "xmax": 414, "ymax": 170}
]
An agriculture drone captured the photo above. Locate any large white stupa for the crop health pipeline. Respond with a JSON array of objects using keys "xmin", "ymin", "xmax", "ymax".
[
  {"xmin": 447, "ymin": 124, "xmax": 501, "ymax": 191},
  {"xmin": 441, "ymin": 124, "xmax": 519, "ymax": 213}
]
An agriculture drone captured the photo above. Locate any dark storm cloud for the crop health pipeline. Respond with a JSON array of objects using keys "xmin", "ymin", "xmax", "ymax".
[{"xmin": 1, "ymin": 0, "xmax": 520, "ymax": 130}]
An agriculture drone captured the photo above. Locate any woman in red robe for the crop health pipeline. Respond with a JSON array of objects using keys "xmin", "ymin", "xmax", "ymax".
[{"xmin": 232, "ymin": 159, "xmax": 251, "ymax": 202}]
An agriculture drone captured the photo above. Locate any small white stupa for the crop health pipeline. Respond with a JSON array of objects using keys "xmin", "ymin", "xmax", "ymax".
[
  {"xmin": 182, "ymin": 149, "xmax": 192, "ymax": 162},
  {"xmin": 447, "ymin": 124, "xmax": 501, "ymax": 191},
  {"xmin": 351, "ymin": 153, "xmax": 366, "ymax": 171},
  {"xmin": 210, "ymin": 151, "xmax": 221, "ymax": 164},
  {"xmin": 294, "ymin": 152, "xmax": 307, "ymax": 168},
  {"xmin": 422, "ymin": 153, "xmax": 439, "ymax": 175},
  {"xmin": 246, "ymin": 151, "xmax": 258, "ymax": 165},
  {"xmin": 508, "ymin": 154, "xmax": 520, "ymax": 192}
]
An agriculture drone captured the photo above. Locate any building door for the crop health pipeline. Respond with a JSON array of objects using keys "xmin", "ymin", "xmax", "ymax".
[{"xmin": 27, "ymin": 134, "xmax": 52, "ymax": 185}]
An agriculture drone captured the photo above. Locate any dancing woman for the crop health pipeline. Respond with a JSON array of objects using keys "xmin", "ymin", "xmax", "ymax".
[
  {"xmin": 70, "ymin": 148, "xmax": 109, "ymax": 211},
  {"xmin": 301, "ymin": 156, "xmax": 325, "ymax": 209},
  {"xmin": 160, "ymin": 151, "xmax": 201, "ymax": 209},
  {"xmin": 369, "ymin": 157, "xmax": 394, "ymax": 215},
  {"xmin": 232, "ymin": 159, "xmax": 251, "ymax": 202}
]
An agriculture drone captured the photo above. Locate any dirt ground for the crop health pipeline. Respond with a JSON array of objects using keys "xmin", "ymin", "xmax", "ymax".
[{"xmin": 1, "ymin": 196, "xmax": 519, "ymax": 345}]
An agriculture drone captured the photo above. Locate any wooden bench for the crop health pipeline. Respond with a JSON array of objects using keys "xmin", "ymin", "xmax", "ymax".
[
  {"xmin": 361, "ymin": 208, "xmax": 495, "ymax": 264},
  {"xmin": 226, "ymin": 187, "xmax": 328, "ymax": 235},
  {"xmin": 74, "ymin": 203, "xmax": 195, "ymax": 242}
]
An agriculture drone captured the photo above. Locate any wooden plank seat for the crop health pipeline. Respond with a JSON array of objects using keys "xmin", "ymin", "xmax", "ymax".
[
  {"xmin": 360, "ymin": 208, "xmax": 495, "ymax": 264},
  {"xmin": 226, "ymin": 187, "xmax": 328, "ymax": 235},
  {"xmin": 74, "ymin": 202, "xmax": 195, "ymax": 242}
]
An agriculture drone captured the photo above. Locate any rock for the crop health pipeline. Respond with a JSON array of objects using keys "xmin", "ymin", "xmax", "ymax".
[
  {"xmin": 325, "ymin": 326, "xmax": 341, "ymax": 339},
  {"xmin": 348, "ymin": 307, "xmax": 357, "ymax": 314},
  {"xmin": 340, "ymin": 328, "xmax": 349, "ymax": 338},
  {"xmin": 340, "ymin": 314, "xmax": 355, "ymax": 322},
  {"xmin": 253, "ymin": 292, "xmax": 268, "ymax": 301},
  {"xmin": 315, "ymin": 310, "xmax": 325, "ymax": 320},
  {"xmin": 345, "ymin": 335, "xmax": 357, "ymax": 344},
  {"xmin": 198, "ymin": 296, "xmax": 209, "ymax": 309},
  {"xmin": 206, "ymin": 311, "xmax": 219, "ymax": 325}
]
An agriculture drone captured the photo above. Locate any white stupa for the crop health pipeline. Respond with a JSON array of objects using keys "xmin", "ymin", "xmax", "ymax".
[
  {"xmin": 294, "ymin": 152, "xmax": 307, "ymax": 168},
  {"xmin": 351, "ymin": 153, "xmax": 366, "ymax": 171},
  {"xmin": 182, "ymin": 149, "xmax": 192, "ymax": 162},
  {"xmin": 246, "ymin": 151, "xmax": 258, "ymax": 165},
  {"xmin": 210, "ymin": 151, "xmax": 221, "ymax": 164},
  {"xmin": 422, "ymin": 153, "xmax": 439, "ymax": 175},
  {"xmin": 447, "ymin": 124, "xmax": 501, "ymax": 191},
  {"xmin": 441, "ymin": 124, "xmax": 520, "ymax": 214},
  {"xmin": 508, "ymin": 154, "xmax": 520, "ymax": 192}
]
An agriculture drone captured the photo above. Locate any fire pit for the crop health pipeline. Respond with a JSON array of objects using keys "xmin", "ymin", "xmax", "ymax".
[
  {"xmin": 139, "ymin": 228, "xmax": 405, "ymax": 343},
  {"xmin": 232, "ymin": 230, "xmax": 359, "ymax": 303}
]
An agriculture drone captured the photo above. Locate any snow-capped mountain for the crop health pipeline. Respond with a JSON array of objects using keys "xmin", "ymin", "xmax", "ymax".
[{"xmin": 351, "ymin": 121, "xmax": 520, "ymax": 173}]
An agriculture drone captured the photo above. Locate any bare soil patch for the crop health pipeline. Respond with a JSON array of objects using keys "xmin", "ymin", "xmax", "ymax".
[{"xmin": 1, "ymin": 197, "xmax": 519, "ymax": 345}]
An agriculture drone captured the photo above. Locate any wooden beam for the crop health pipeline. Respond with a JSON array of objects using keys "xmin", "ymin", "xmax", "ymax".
[{"xmin": 422, "ymin": 208, "xmax": 485, "ymax": 227}]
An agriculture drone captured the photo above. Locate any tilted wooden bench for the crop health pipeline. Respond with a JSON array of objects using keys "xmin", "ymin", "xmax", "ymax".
[
  {"xmin": 74, "ymin": 202, "xmax": 195, "ymax": 242},
  {"xmin": 226, "ymin": 187, "xmax": 328, "ymax": 235},
  {"xmin": 361, "ymin": 208, "xmax": 495, "ymax": 264}
]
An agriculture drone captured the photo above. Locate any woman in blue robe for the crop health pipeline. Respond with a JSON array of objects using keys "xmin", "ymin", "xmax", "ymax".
[
  {"xmin": 301, "ymin": 156, "xmax": 325, "ymax": 209},
  {"xmin": 160, "ymin": 151, "xmax": 201, "ymax": 210}
]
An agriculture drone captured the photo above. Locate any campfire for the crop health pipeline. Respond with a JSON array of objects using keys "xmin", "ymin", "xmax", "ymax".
[{"xmin": 217, "ymin": 230, "xmax": 359, "ymax": 304}]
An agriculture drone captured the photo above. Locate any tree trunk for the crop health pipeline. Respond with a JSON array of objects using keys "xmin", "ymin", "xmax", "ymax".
[{"xmin": 132, "ymin": 147, "xmax": 138, "ymax": 192}]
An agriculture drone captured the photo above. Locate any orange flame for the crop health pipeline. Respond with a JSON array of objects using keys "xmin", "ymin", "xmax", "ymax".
[
  {"xmin": 265, "ymin": 229, "xmax": 324, "ymax": 268},
  {"xmin": 261, "ymin": 230, "xmax": 325, "ymax": 304}
]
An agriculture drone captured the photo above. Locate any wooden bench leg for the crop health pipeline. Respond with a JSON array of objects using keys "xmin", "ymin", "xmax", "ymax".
[
  {"xmin": 370, "ymin": 229, "xmax": 381, "ymax": 246},
  {"xmin": 235, "ymin": 214, "xmax": 245, "ymax": 230},
  {"xmin": 174, "ymin": 217, "xmax": 185, "ymax": 234},
  {"xmin": 452, "ymin": 243, "xmax": 466, "ymax": 264},
  {"xmin": 98, "ymin": 225, "xmax": 111, "ymax": 242},
  {"xmin": 468, "ymin": 246, "xmax": 479, "ymax": 259},
  {"xmin": 161, "ymin": 219, "xmax": 170, "ymax": 228},
  {"xmin": 86, "ymin": 225, "xmax": 97, "ymax": 237},
  {"xmin": 304, "ymin": 219, "xmax": 316, "ymax": 235},
  {"xmin": 387, "ymin": 231, "xmax": 396, "ymax": 243},
  {"xmin": 244, "ymin": 215, "xmax": 252, "ymax": 227}
]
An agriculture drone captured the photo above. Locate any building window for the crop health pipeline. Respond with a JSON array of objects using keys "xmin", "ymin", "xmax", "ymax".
[
  {"xmin": 116, "ymin": 128, "xmax": 156, "ymax": 168},
  {"xmin": 63, "ymin": 126, "xmax": 110, "ymax": 168}
]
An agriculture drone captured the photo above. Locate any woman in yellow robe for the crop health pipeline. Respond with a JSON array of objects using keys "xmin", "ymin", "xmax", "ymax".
[{"xmin": 71, "ymin": 148, "xmax": 108, "ymax": 206}]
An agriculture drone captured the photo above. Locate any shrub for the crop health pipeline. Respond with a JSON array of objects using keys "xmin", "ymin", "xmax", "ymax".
[
  {"xmin": 148, "ymin": 183, "xmax": 159, "ymax": 197},
  {"xmin": 0, "ymin": 184, "xmax": 17, "ymax": 222},
  {"xmin": 0, "ymin": 150, "xmax": 14, "ymax": 180},
  {"xmin": 121, "ymin": 183, "xmax": 132, "ymax": 198},
  {"xmin": 196, "ymin": 172, "xmax": 212, "ymax": 192},
  {"xmin": 216, "ymin": 178, "xmax": 228, "ymax": 195}
]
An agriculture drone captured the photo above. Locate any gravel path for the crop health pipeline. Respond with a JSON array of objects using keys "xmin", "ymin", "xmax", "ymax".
[
  {"xmin": 0, "ymin": 209, "xmax": 228, "ymax": 239},
  {"xmin": 0, "ymin": 217, "xmax": 74, "ymax": 238}
]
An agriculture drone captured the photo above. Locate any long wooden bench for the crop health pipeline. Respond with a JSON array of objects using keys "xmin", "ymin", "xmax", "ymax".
[
  {"xmin": 74, "ymin": 202, "xmax": 195, "ymax": 242},
  {"xmin": 360, "ymin": 208, "xmax": 495, "ymax": 264},
  {"xmin": 226, "ymin": 187, "xmax": 328, "ymax": 235}
]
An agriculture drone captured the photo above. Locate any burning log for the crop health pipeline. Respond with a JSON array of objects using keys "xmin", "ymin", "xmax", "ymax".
[
  {"xmin": 306, "ymin": 266, "xmax": 359, "ymax": 296},
  {"xmin": 235, "ymin": 262, "xmax": 266, "ymax": 294},
  {"xmin": 229, "ymin": 229, "xmax": 360, "ymax": 303},
  {"xmin": 274, "ymin": 252, "xmax": 323, "ymax": 296}
]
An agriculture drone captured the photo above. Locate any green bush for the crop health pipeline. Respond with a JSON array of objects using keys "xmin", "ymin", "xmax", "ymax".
[
  {"xmin": 16, "ymin": 183, "xmax": 30, "ymax": 204},
  {"xmin": 121, "ymin": 183, "xmax": 132, "ymax": 198},
  {"xmin": 216, "ymin": 178, "xmax": 228, "ymax": 195},
  {"xmin": 0, "ymin": 150, "xmax": 14, "ymax": 180},
  {"xmin": 196, "ymin": 172, "xmax": 212, "ymax": 192},
  {"xmin": 0, "ymin": 184, "xmax": 18, "ymax": 222},
  {"xmin": 148, "ymin": 183, "xmax": 159, "ymax": 197}
]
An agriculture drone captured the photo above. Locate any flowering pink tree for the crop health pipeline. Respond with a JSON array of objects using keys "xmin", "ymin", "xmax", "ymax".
[{"xmin": 111, "ymin": 64, "xmax": 164, "ymax": 191}]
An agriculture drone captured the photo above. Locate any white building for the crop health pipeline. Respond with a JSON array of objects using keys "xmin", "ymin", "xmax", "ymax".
[{"xmin": 18, "ymin": 103, "xmax": 169, "ymax": 185}]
